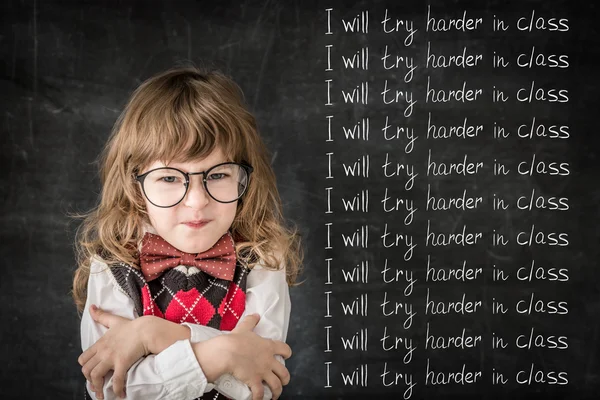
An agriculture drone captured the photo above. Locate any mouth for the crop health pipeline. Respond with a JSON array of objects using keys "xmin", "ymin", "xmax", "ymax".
[{"xmin": 183, "ymin": 220, "xmax": 211, "ymax": 228}]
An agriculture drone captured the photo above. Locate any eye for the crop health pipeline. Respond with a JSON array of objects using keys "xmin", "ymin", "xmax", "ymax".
[
  {"xmin": 160, "ymin": 175, "xmax": 181, "ymax": 183},
  {"xmin": 207, "ymin": 173, "xmax": 227, "ymax": 180}
]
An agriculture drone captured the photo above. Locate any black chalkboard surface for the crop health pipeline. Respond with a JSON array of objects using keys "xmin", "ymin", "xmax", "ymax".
[{"xmin": 1, "ymin": 0, "xmax": 599, "ymax": 399}]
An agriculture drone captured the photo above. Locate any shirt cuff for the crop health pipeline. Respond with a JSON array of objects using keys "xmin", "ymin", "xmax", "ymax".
[
  {"xmin": 182, "ymin": 322, "xmax": 230, "ymax": 343},
  {"xmin": 155, "ymin": 339, "xmax": 208, "ymax": 398}
]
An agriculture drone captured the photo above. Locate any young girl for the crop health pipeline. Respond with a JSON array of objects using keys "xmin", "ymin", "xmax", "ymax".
[{"xmin": 72, "ymin": 66, "xmax": 302, "ymax": 400}]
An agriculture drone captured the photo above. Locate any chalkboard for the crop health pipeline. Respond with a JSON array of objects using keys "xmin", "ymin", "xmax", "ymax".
[{"xmin": 1, "ymin": 0, "xmax": 599, "ymax": 399}]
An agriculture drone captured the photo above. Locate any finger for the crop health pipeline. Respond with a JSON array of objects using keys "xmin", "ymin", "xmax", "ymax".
[
  {"xmin": 247, "ymin": 378, "xmax": 264, "ymax": 400},
  {"xmin": 272, "ymin": 361, "xmax": 290, "ymax": 386},
  {"xmin": 78, "ymin": 346, "xmax": 97, "ymax": 366},
  {"xmin": 89, "ymin": 382, "xmax": 102, "ymax": 400},
  {"xmin": 91, "ymin": 372, "xmax": 105, "ymax": 400},
  {"xmin": 90, "ymin": 305, "xmax": 108, "ymax": 327},
  {"xmin": 273, "ymin": 341, "xmax": 292, "ymax": 359},
  {"xmin": 90, "ymin": 361, "xmax": 110, "ymax": 400},
  {"xmin": 81, "ymin": 355, "xmax": 102, "ymax": 383},
  {"xmin": 90, "ymin": 305, "xmax": 119, "ymax": 329},
  {"xmin": 233, "ymin": 314, "xmax": 260, "ymax": 332},
  {"xmin": 112, "ymin": 366, "xmax": 127, "ymax": 399},
  {"xmin": 263, "ymin": 373, "xmax": 283, "ymax": 400},
  {"xmin": 87, "ymin": 381, "xmax": 102, "ymax": 400}
]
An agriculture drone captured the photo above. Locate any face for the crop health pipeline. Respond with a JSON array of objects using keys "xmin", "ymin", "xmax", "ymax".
[{"xmin": 139, "ymin": 147, "xmax": 238, "ymax": 254}]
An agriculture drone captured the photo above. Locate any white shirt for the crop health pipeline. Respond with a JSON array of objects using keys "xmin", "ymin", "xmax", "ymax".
[{"xmin": 80, "ymin": 255, "xmax": 291, "ymax": 400}]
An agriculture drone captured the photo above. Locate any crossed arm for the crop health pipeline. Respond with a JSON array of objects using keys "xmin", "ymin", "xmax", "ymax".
[{"xmin": 79, "ymin": 258, "xmax": 292, "ymax": 400}]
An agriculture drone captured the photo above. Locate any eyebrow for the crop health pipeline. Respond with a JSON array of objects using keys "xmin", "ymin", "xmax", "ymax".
[{"xmin": 165, "ymin": 160, "xmax": 230, "ymax": 171}]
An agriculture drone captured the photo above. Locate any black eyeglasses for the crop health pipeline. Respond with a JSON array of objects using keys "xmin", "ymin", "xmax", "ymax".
[{"xmin": 135, "ymin": 162, "xmax": 253, "ymax": 208}]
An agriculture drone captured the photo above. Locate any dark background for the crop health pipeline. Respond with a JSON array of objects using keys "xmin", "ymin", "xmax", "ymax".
[{"xmin": 1, "ymin": 0, "xmax": 599, "ymax": 399}]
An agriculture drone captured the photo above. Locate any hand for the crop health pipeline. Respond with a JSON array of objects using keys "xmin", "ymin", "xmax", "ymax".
[
  {"xmin": 78, "ymin": 305, "xmax": 148, "ymax": 399},
  {"xmin": 225, "ymin": 314, "xmax": 292, "ymax": 400}
]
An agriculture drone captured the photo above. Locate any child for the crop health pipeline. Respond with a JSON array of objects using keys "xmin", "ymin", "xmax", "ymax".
[{"xmin": 72, "ymin": 66, "xmax": 302, "ymax": 400}]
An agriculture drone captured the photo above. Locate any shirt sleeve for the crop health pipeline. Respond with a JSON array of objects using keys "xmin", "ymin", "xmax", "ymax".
[{"xmin": 80, "ymin": 257, "xmax": 215, "ymax": 400}]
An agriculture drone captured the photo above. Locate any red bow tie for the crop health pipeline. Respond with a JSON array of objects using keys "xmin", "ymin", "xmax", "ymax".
[{"xmin": 139, "ymin": 232, "xmax": 237, "ymax": 282}]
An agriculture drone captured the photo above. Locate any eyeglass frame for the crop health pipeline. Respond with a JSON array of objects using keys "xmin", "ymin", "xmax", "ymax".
[{"xmin": 135, "ymin": 161, "xmax": 254, "ymax": 208}]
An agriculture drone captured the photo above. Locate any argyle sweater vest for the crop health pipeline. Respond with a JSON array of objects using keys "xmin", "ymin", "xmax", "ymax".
[{"xmin": 85, "ymin": 261, "xmax": 249, "ymax": 400}]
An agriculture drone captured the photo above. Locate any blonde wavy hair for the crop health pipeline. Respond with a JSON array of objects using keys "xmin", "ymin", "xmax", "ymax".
[{"xmin": 72, "ymin": 66, "xmax": 303, "ymax": 313}]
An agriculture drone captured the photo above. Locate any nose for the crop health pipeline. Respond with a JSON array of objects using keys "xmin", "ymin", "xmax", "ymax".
[{"xmin": 182, "ymin": 175, "xmax": 210, "ymax": 209}]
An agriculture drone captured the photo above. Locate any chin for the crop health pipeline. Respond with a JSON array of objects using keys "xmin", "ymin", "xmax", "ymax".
[
  {"xmin": 171, "ymin": 229, "xmax": 215, "ymax": 253},
  {"xmin": 180, "ymin": 239, "xmax": 214, "ymax": 254}
]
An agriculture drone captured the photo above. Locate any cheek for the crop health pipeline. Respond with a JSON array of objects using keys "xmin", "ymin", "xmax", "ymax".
[
  {"xmin": 220, "ymin": 203, "xmax": 238, "ymax": 225},
  {"xmin": 144, "ymin": 199, "xmax": 157, "ymax": 222},
  {"xmin": 145, "ymin": 203, "xmax": 175, "ymax": 230}
]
